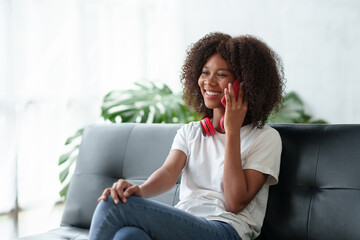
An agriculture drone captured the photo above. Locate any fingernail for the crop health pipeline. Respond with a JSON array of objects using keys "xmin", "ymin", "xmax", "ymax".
[{"xmin": 114, "ymin": 199, "xmax": 118, "ymax": 204}]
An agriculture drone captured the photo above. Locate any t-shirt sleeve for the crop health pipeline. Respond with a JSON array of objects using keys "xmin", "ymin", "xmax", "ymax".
[
  {"xmin": 170, "ymin": 124, "xmax": 190, "ymax": 157},
  {"xmin": 243, "ymin": 128, "xmax": 282, "ymax": 185}
]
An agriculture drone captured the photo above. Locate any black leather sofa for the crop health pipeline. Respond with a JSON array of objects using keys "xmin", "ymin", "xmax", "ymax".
[{"xmin": 21, "ymin": 123, "xmax": 360, "ymax": 239}]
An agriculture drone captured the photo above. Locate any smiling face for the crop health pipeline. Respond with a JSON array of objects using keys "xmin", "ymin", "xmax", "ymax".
[{"xmin": 198, "ymin": 53, "xmax": 236, "ymax": 110}]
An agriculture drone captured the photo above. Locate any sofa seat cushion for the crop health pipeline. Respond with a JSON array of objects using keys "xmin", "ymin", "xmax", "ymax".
[{"xmin": 21, "ymin": 226, "xmax": 88, "ymax": 240}]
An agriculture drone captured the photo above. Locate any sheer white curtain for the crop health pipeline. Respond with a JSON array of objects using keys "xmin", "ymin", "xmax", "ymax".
[{"xmin": 0, "ymin": 0, "xmax": 185, "ymax": 214}]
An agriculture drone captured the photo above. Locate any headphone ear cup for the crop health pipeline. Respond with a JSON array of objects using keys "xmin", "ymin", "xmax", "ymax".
[
  {"xmin": 220, "ymin": 115, "xmax": 225, "ymax": 131},
  {"xmin": 200, "ymin": 117, "xmax": 215, "ymax": 136},
  {"xmin": 200, "ymin": 118, "xmax": 210, "ymax": 136}
]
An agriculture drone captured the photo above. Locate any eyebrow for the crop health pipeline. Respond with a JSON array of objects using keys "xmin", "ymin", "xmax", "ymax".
[
  {"xmin": 203, "ymin": 66, "xmax": 233, "ymax": 72},
  {"xmin": 203, "ymin": 66, "xmax": 232, "ymax": 73}
]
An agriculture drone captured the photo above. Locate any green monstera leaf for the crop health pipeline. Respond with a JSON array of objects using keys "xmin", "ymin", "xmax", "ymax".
[
  {"xmin": 101, "ymin": 81, "xmax": 200, "ymax": 124},
  {"xmin": 269, "ymin": 91, "xmax": 327, "ymax": 124}
]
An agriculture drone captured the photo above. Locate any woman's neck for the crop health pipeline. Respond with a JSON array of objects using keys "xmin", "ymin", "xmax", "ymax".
[{"xmin": 212, "ymin": 108, "xmax": 225, "ymax": 133}]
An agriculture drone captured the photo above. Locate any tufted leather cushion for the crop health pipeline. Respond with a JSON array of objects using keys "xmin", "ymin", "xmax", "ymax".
[{"xmin": 258, "ymin": 124, "xmax": 360, "ymax": 240}]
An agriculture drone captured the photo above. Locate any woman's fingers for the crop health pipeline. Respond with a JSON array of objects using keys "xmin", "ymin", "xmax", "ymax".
[
  {"xmin": 226, "ymin": 82, "xmax": 241, "ymax": 108},
  {"xmin": 224, "ymin": 82, "xmax": 248, "ymax": 132},
  {"xmin": 224, "ymin": 87, "xmax": 231, "ymax": 108},
  {"xmin": 98, "ymin": 188, "xmax": 110, "ymax": 202},
  {"xmin": 98, "ymin": 179, "xmax": 133, "ymax": 204},
  {"xmin": 228, "ymin": 83, "xmax": 236, "ymax": 101},
  {"xmin": 124, "ymin": 185, "xmax": 141, "ymax": 197},
  {"xmin": 108, "ymin": 182, "xmax": 119, "ymax": 204},
  {"xmin": 230, "ymin": 82, "xmax": 248, "ymax": 113},
  {"xmin": 114, "ymin": 180, "xmax": 130, "ymax": 203}
]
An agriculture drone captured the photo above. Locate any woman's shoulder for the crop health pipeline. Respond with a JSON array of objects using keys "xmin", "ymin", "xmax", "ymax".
[
  {"xmin": 177, "ymin": 121, "xmax": 202, "ymax": 140},
  {"xmin": 179, "ymin": 121, "xmax": 201, "ymax": 132},
  {"xmin": 258, "ymin": 124, "xmax": 280, "ymax": 137},
  {"xmin": 243, "ymin": 124, "xmax": 281, "ymax": 143}
]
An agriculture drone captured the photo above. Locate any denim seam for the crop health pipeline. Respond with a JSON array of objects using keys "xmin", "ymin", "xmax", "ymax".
[{"xmin": 93, "ymin": 203, "xmax": 120, "ymax": 240}]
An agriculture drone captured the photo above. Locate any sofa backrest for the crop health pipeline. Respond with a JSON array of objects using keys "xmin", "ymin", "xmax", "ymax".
[
  {"xmin": 61, "ymin": 123, "xmax": 182, "ymax": 229},
  {"xmin": 61, "ymin": 123, "xmax": 360, "ymax": 239},
  {"xmin": 259, "ymin": 124, "xmax": 360, "ymax": 240}
]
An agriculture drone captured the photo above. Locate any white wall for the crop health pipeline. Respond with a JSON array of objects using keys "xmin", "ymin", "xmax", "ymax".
[{"xmin": 178, "ymin": 0, "xmax": 360, "ymax": 123}]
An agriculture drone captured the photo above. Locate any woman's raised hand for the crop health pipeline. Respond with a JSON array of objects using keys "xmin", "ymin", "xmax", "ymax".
[
  {"xmin": 98, "ymin": 179, "xmax": 142, "ymax": 204},
  {"xmin": 224, "ymin": 82, "xmax": 248, "ymax": 134}
]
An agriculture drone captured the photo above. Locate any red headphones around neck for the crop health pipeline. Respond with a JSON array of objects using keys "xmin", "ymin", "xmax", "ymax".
[{"xmin": 200, "ymin": 79, "xmax": 241, "ymax": 137}]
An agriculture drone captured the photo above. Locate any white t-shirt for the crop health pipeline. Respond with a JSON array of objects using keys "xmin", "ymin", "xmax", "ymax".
[{"xmin": 171, "ymin": 121, "xmax": 282, "ymax": 240}]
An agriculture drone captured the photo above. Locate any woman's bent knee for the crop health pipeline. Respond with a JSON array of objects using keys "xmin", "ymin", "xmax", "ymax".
[
  {"xmin": 113, "ymin": 226, "xmax": 151, "ymax": 240},
  {"xmin": 97, "ymin": 195, "xmax": 117, "ymax": 210}
]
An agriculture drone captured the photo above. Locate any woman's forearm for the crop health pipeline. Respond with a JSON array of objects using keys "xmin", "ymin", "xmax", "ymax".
[
  {"xmin": 140, "ymin": 149, "xmax": 186, "ymax": 198},
  {"xmin": 139, "ymin": 167, "xmax": 178, "ymax": 198},
  {"xmin": 223, "ymin": 131, "xmax": 268, "ymax": 213},
  {"xmin": 223, "ymin": 132, "xmax": 249, "ymax": 212}
]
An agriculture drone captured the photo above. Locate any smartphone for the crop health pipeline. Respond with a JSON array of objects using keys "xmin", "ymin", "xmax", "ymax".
[{"xmin": 221, "ymin": 78, "xmax": 241, "ymax": 107}]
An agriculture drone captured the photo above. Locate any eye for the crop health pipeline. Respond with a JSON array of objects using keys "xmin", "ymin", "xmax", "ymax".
[
  {"xmin": 201, "ymin": 71, "xmax": 210, "ymax": 76},
  {"xmin": 218, "ymin": 73, "xmax": 227, "ymax": 77}
]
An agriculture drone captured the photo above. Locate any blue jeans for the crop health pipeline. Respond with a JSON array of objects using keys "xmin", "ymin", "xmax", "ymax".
[{"xmin": 89, "ymin": 196, "xmax": 241, "ymax": 240}]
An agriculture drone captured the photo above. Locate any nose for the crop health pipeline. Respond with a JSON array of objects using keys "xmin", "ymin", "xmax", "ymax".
[{"xmin": 204, "ymin": 74, "xmax": 216, "ymax": 86}]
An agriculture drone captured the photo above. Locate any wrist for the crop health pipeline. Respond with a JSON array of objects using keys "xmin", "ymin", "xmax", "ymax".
[
  {"xmin": 138, "ymin": 185, "xmax": 145, "ymax": 197},
  {"xmin": 226, "ymin": 130, "xmax": 240, "ymax": 137}
]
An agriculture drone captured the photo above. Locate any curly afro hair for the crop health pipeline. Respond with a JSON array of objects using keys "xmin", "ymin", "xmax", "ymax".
[{"xmin": 180, "ymin": 32, "xmax": 285, "ymax": 128}]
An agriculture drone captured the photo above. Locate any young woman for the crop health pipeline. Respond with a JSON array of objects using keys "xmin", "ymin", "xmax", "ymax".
[{"xmin": 89, "ymin": 32, "xmax": 284, "ymax": 240}]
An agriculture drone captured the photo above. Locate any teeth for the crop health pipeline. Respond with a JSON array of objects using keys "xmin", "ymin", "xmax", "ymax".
[{"xmin": 206, "ymin": 91, "xmax": 220, "ymax": 96}]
